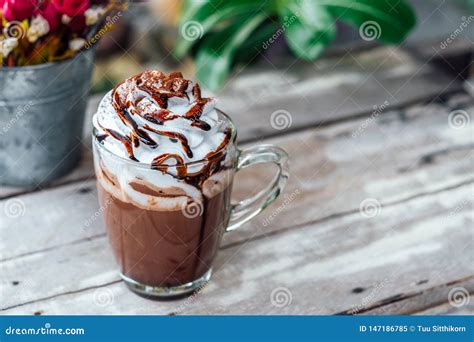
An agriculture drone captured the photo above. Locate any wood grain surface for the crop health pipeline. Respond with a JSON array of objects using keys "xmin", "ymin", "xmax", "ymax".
[
  {"xmin": 1, "ymin": 43, "xmax": 472, "ymax": 315},
  {"xmin": 1, "ymin": 93, "xmax": 472, "ymax": 315}
]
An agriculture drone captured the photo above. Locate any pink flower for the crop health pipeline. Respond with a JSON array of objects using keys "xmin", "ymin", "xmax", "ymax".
[
  {"xmin": 36, "ymin": 1, "xmax": 61, "ymax": 32},
  {"xmin": 53, "ymin": 0, "xmax": 89, "ymax": 17},
  {"xmin": 0, "ymin": 1, "xmax": 4, "ymax": 30},
  {"xmin": 2, "ymin": 0, "xmax": 38, "ymax": 21}
]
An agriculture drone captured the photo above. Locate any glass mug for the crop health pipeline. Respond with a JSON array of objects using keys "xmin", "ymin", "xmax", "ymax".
[{"xmin": 92, "ymin": 110, "xmax": 289, "ymax": 298}]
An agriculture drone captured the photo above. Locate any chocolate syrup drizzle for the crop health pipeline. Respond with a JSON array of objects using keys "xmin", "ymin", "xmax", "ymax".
[{"xmin": 101, "ymin": 70, "xmax": 232, "ymax": 187}]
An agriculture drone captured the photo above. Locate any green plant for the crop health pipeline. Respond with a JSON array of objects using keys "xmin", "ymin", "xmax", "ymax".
[{"xmin": 174, "ymin": 0, "xmax": 417, "ymax": 90}]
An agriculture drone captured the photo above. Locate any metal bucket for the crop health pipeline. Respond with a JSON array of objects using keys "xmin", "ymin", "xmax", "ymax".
[{"xmin": 0, "ymin": 49, "xmax": 95, "ymax": 187}]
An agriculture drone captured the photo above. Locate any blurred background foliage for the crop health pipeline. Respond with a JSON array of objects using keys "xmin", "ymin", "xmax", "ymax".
[
  {"xmin": 91, "ymin": 0, "xmax": 473, "ymax": 94},
  {"xmin": 175, "ymin": 0, "xmax": 416, "ymax": 90}
]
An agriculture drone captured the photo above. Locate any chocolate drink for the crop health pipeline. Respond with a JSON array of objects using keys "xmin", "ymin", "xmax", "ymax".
[
  {"xmin": 93, "ymin": 71, "xmax": 237, "ymax": 290},
  {"xmin": 96, "ymin": 177, "xmax": 233, "ymax": 286}
]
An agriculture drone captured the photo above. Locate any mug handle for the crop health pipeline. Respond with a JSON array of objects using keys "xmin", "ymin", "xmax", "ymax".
[{"xmin": 226, "ymin": 144, "xmax": 290, "ymax": 232}]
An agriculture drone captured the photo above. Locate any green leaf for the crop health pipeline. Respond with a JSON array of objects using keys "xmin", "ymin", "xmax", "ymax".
[
  {"xmin": 278, "ymin": 0, "xmax": 336, "ymax": 60},
  {"xmin": 319, "ymin": 0, "xmax": 416, "ymax": 43},
  {"xmin": 195, "ymin": 14, "xmax": 267, "ymax": 91},
  {"xmin": 234, "ymin": 20, "xmax": 280, "ymax": 64},
  {"xmin": 177, "ymin": 0, "xmax": 417, "ymax": 90},
  {"xmin": 175, "ymin": 0, "xmax": 266, "ymax": 58}
]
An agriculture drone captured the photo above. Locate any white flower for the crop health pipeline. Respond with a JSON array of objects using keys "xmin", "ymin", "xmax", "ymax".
[
  {"xmin": 0, "ymin": 37, "xmax": 19, "ymax": 58},
  {"xmin": 27, "ymin": 15, "xmax": 50, "ymax": 43},
  {"xmin": 69, "ymin": 38, "xmax": 86, "ymax": 51},
  {"xmin": 62, "ymin": 14, "xmax": 72, "ymax": 24},
  {"xmin": 85, "ymin": 6, "xmax": 106, "ymax": 26}
]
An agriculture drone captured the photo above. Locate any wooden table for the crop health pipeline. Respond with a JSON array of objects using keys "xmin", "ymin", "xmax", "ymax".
[{"xmin": 1, "ymin": 45, "xmax": 473, "ymax": 315}]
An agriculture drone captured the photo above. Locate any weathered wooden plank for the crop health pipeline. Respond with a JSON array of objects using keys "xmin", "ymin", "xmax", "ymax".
[
  {"xmin": 0, "ymin": 180, "xmax": 103, "ymax": 262},
  {"xmin": 1, "ymin": 238, "xmax": 121, "ymax": 311},
  {"xmin": 2, "ymin": 183, "xmax": 472, "ymax": 314},
  {"xmin": 1, "ymin": 94, "xmax": 473, "ymax": 262},
  {"xmin": 407, "ymin": 39, "xmax": 473, "ymax": 82},
  {"xmin": 415, "ymin": 300, "xmax": 474, "ymax": 315},
  {"xmin": 358, "ymin": 276, "xmax": 474, "ymax": 316},
  {"xmin": 215, "ymin": 47, "xmax": 464, "ymax": 141},
  {"xmin": 0, "ymin": 46, "xmax": 465, "ymax": 199}
]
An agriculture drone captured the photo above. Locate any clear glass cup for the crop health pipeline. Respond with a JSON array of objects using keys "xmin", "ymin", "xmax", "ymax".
[{"xmin": 92, "ymin": 110, "xmax": 289, "ymax": 298}]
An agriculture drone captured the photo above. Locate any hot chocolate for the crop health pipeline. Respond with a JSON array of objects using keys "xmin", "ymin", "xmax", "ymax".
[
  {"xmin": 93, "ymin": 71, "xmax": 237, "ymax": 294},
  {"xmin": 96, "ymin": 170, "xmax": 233, "ymax": 287}
]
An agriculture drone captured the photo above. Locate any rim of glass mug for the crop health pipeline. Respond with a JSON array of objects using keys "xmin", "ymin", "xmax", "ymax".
[{"xmin": 92, "ymin": 108, "xmax": 239, "ymax": 169}]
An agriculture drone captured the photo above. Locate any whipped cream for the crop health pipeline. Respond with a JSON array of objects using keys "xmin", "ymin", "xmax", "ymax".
[
  {"xmin": 93, "ymin": 71, "xmax": 234, "ymax": 209},
  {"xmin": 93, "ymin": 71, "xmax": 230, "ymax": 173}
]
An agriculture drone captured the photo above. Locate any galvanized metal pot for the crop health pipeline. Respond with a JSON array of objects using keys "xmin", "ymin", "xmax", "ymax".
[{"xmin": 0, "ymin": 49, "xmax": 95, "ymax": 187}]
